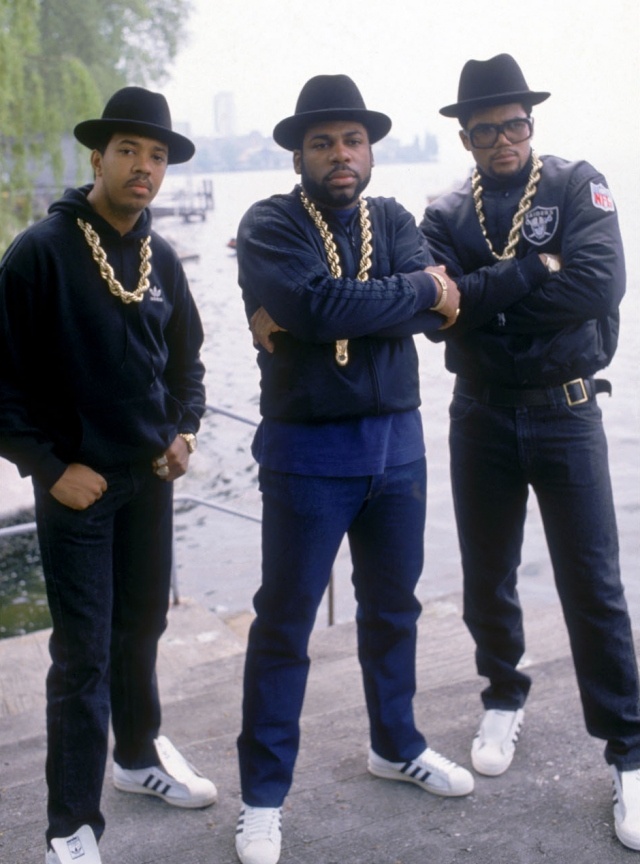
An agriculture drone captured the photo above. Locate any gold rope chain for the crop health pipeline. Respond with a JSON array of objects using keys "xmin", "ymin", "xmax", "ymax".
[
  {"xmin": 471, "ymin": 153, "xmax": 543, "ymax": 260},
  {"xmin": 77, "ymin": 218, "xmax": 152, "ymax": 304},
  {"xmin": 300, "ymin": 190, "xmax": 372, "ymax": 366}
]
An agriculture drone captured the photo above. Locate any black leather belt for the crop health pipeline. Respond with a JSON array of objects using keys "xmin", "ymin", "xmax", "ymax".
[{"xmin": 454, "ymin": 376, "xmax": 612, "ymax": 407}]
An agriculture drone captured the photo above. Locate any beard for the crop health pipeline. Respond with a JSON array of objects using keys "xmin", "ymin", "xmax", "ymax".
[{"xmin": 300, "ymin": 162, "xmax": 371, "ymax": 209}]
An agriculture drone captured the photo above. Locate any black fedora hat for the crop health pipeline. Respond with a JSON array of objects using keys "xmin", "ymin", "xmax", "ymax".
[
  {"xmin": 273, "ymin": 74, "xmax": 392, "ymax": 151},
  {"xmin": 440, "ymin": 54, "xmax": 550, "ymax": 119},
  {"xmin": 74, "ymin": 86, "xmax": 195, "ymax": 164}
]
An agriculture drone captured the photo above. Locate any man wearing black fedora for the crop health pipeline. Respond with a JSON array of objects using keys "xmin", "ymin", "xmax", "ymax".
[
  {"xmin": 0, "ymin": 87, "xmax": 216, "ymax": 863},
  {"xmin": 234, "ymin": 73, "xmax": 467, "ymax": 864},
  {"xmin": 420, "ymin": 54, "xmax": 640, "ymax": 851}
]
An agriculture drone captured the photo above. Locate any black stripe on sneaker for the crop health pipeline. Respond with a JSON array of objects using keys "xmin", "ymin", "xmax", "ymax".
[
  {"xmin": 401, "ymin": 762, "xmax": 431, "ymax": 783},
  {"xmin": 142, "ymin": 773, "xmax": 171, "ymax": 796}
]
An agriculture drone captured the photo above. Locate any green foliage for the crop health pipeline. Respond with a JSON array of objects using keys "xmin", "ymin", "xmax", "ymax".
[
  {"xmin": 0, "ymin": 0, "xmax": 192, "ymax": 248},
  {"xmin": 1, "ymin": 1, "xmax": 43, "ymax": 237},
  {"xmin": 0, "ymin": 508, "xmax": 49, "ymax": 639}
]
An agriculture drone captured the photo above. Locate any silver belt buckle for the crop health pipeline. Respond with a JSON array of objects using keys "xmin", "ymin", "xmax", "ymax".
[{"xmin": 563, "ymin": 378, "xmax": 588, "ymax": 406}]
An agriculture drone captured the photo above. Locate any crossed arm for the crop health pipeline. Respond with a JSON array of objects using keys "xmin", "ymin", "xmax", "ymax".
[
  {"xmin": 248, "ymin": 264, "xmax": 460, "ymax": 352},
  {"xmin": 238, "ymin": 199, "xmax": 461, "ymax": 352}
]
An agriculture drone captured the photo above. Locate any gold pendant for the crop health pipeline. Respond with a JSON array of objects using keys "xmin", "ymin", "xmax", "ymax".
[
  {"xmin": 335, "ymin": 339, "xmax": 349, "ymax": 366},
  {"xmin": 300, "ymin": 190, "xmax": 372, "ymax": 368}
]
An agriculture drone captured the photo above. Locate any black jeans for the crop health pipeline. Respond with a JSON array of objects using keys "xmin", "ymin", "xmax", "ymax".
[
  {"xmin": 34, "ymin": 465, "xmax": 173, "ymax": 843},
  {"xmin": 449, "ymin": 392, "xmax": 640, "ymax": 769}
]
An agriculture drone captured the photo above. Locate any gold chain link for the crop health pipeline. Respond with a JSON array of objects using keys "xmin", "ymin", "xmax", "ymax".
[
  {"xmin": 77, "ymin": 218, "xmax": 152, "ymax": 304},
  {"xmin": 472, "ymin": 153, "xmax": 543, "ymax": 260},
  {"xmin": 300, "ymin": 190, "xmax": 372, "ymax": 365}
]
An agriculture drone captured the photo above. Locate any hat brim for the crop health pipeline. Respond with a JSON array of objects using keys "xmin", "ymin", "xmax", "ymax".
[
  {"xmin": 74, "ymin": 119, "xmax": 195, "ymax": 164},
  {"xmin": 273, "ymin": 108, "xmax": 392, "ymax": 150},
  {"xmin": 439, "ymin": 90, "xmax": 550, "ymax": 119}
]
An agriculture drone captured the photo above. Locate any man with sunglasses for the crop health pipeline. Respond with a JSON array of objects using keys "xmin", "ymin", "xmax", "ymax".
[{"xmin": 420, "ymin": 54, "xmax": 640, "ymax": 851}]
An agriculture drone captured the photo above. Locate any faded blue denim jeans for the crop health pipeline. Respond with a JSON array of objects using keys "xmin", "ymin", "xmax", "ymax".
[
  {"xmin": 449, "ymin": 391, "xmax": 640, "ymax": 769},
  {"xmin": 238, "ymin": 459, "xmax": 429, "ymax": 806},
  {"xmin": 34, "ymin": 465, "xmax": 173, "ymax": 843}
]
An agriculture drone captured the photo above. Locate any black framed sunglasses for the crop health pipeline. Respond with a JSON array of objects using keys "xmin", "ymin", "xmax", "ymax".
[{"xmin": 466, "ymin": 117, "xmax": 533, "ymax": 149}]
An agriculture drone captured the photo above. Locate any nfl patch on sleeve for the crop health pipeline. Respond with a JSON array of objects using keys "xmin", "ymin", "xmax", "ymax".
[{"xmin": 590, "ymin": 182, "xmax": 615, "ymax": 212}]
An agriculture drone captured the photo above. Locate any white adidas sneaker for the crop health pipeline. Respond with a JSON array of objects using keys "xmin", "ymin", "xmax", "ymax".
[
  {"xmin": 471, "ymin": 708, "xmax": 525, "ymax": 776},
  {"xmin": 368, "ymin": 746, "xmax": 474, "ymax": 796},
  {"xmin": 611, "ymin": 765, "xmax": 640, "ymax": 850},
  {"xmin": 113, "ymin": 735, "xmax": 217, "ymax": 808},
  {"xmin": 45, "ymin": 825, "xmax": 101, "ymax": 864},
  {"xmin": 235, "ymin": 803, "xmax": 282, "ymax": 864}
]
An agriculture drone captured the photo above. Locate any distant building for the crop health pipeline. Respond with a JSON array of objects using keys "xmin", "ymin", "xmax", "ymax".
[{"xmin": 214, "ymin": 92, "xmax": 236, "ymax": 138}]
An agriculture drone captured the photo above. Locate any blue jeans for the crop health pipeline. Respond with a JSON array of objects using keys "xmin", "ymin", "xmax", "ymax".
[
  {"xmin": 34, "ymin": 466, "xmax": 173, "ymax": 843},
  {"xmin": 449, "ymin": 391, "xmax": 640, "ymax": 768},
  {"xmin": 238, "ymin": 459, "xmax": 428, "ymax": 806}
]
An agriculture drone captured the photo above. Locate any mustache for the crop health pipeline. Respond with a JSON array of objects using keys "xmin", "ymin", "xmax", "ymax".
[
  {"xmin": 126, "ymin": 175, "xmax": 152, "ymax": 190},
  {"xmin": 325, "ymin": 166, "xmax": 359, "ymax": 180},
  {"xmin": 491, "ymin": 147, "xmax": 519, "ymax": 158}
]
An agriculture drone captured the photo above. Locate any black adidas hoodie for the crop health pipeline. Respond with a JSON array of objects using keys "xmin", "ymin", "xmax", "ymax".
[{"xmin": 0, "ymin": 185, "xmax": 205, "ymax": 489}]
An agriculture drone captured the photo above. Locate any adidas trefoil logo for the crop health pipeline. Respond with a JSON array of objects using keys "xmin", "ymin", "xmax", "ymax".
[
  {"xmin": 149, "ymin": 285, "xmax": 164, "ymax": 302},
  {"xmin": 66, "ymin": 833, "xmax": 86, "ymax": 859}
]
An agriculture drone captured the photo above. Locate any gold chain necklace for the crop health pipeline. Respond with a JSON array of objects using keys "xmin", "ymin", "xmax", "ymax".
[
  {"xmin": 77, "ymin": 218, "xmax": 152, "ymax": 304},
  {"xmin": 300, "ymin": 189, "xmax": 372, "ymax": 366},
  {"xmin": 471, "ymin": 153, "xmax": 543, "ymax": 260}
]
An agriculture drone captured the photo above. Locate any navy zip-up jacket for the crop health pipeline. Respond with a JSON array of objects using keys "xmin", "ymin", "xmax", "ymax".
[
  {"xmin": 420, "ymin": 154, "xmax": 624, "ymax": 386},
  {"xmin": 0, "ymin": 186, "xmax": 206, "ymax": 489},
  {"xmin": 237, "ymin": 185, "xmax": 444, "ymax": 422}
]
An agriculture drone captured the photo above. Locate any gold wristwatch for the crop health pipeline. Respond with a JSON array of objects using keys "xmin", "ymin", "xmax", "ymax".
[
  {"xmin": 543, "ymin": 254, "xmax": 561, "ymax": 274},
  {"xmin": 178, "ymin": 432, "xmax": 197, "ymax": 454}
]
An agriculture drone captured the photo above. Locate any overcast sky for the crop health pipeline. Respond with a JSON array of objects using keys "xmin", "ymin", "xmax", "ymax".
[{"xmin": 163, "ymin": 0, "xmax": 639, "ymax": 177}]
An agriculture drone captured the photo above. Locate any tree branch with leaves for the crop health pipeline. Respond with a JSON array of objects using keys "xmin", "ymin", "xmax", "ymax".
[{"xmin": 0, "ymin": 0, "xmax": 192, "ymax": 248}]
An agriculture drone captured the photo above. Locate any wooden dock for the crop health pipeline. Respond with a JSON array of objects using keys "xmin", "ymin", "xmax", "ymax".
[{"xmin": 152, "ymin": 178, "xmax": 214, "ymax": 223}]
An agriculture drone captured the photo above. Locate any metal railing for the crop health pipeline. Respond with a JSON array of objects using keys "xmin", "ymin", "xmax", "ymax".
[
  {"xmin": 1, "ymin": 404, "xmax": 338, "ymax": 625},
  {"xmin": 0, "ymin": 521, "xmax": 37, "ymax": 539},
  {"xmin": 0, "ymin": 404, "xmax": 259, "ymax": 545}
]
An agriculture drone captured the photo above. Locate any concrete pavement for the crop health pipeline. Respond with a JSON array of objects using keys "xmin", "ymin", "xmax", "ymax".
[{"xmin": 1, "ymin": 593, "xmax": 637, "ymax": 863}]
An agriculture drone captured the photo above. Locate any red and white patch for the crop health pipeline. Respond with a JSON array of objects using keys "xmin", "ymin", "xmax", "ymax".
[{"xmin": 590, "ymin": 182, "xmax": 615, "ymax": 212}]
